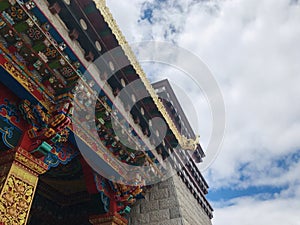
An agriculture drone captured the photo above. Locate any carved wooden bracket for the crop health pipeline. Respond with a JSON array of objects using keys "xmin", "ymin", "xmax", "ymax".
[{"xmin": 49, "ymin": 2, "xmax": 61, "ymax": 14}]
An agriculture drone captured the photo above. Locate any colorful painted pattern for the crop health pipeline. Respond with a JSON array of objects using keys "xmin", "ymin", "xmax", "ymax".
[{"xmin": 0, "ymin": 99, "xmax": 22, "ymax": 151}]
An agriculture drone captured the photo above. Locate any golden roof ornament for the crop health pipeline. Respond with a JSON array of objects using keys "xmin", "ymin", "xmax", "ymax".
[{"xmin": 181, "ymin": 135, "xmax": 200, "ymax": 151}]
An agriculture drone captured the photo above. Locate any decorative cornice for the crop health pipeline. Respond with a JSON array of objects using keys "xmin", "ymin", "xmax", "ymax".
[
  {"xmin": 93, "ymin": 1, "xmax": 198, "ymax": 151},
  {"xmin": 0, "ymin": 47, "xmax": 52, "ymax": 111},
  {"xmin": 0, "ymin": 148, "xmax": 48, "ymax": 176},
  {"xmin": 14, "ymin": 147, "xmax": 48, "ymax": 175}
]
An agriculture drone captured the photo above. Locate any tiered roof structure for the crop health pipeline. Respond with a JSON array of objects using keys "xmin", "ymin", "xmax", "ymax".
[{"xmin": 0, "ymin": 0, "xmax": 212, "ymax": 224}]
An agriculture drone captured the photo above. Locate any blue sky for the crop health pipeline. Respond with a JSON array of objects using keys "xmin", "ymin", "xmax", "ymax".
[{"xmin": 106, "ymin": 0, "xmax": 300, "ymax": 224}]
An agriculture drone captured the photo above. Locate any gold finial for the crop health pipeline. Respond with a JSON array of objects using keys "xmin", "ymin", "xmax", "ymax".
[{"xmin": 181, "ymin": 135, "xmax": 200, "ymax": 151}]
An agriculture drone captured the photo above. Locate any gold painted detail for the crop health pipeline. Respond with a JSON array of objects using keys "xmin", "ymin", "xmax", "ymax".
[
  {"xmin": 93, "ymin": 1, "xmax": 198, "ymax": 151},
  {"xmin": 89, "ymin": 213, "xmax": 128, "ymax": 225},
  {"xmin": 0, "ymin": 148, "xmax": 48, "ymax": 177},
  {"xmin": 0, "ymin": 43, "xmax": 52, "ymax": 111},
  {"xmin": 181, "ymin": 135, "xmax": 200, "ymax": 151},
  {"xmin": 1, "ymin": 61, "xmax": 35, "ymax": 93},
  {"xmin": 15, "ymin": 148, "xmax": 48, "ymax": 176},
  {"xmin": 19, "ymin": 100, "xmax": 70, "ymax": 144},
  {"xmin": 72, "ymin": 125, "xmax": 127, "ymax": 178},
  {"xmin": 0, "ymin": 164, "xmax": 38, "ymax": 225}
]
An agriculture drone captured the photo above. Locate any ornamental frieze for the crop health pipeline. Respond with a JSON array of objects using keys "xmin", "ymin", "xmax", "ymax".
[{"xmin": 0, "ymin": 174, "xmax": 35, "ymax": 225}]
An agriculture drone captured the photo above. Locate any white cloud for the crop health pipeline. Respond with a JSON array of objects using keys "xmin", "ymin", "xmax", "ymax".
[
  {"xmin": 106, "ymin": 0, "xmax": 300, "ymax": 223},
  {"xmin": 212, "ymin": 188, "xmax": 300, "ymax": 225},
  {"xmin": 108, "ymin": 0, "xmax": 300, "ymax": 183},
  {"xmin": 177, "ymin": 0, "xmax": 300, "ymax": 188}
]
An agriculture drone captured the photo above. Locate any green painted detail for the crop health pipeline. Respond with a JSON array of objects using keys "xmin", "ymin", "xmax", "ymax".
[
  {"xmin": 51, "ymin": 134, "xmax": 61, "ymax": 143},
  {"xmin": 14, "ymin": 21, "xmax": 29, "ymax": 32},
  {"xmin": 0, "ymin": 1, "xmax": 10, "ymax": 11},
  {"xmin": 100, "ymin": 29, "xmax": 111, "ymax": 36},
  {"xmin": 0, "ymin": 116, "xmax": 22, "ymax": 151},
  {"xmin": 32, "ymin": 42, "xmax": 46, "ymax": 52},
  {"xmin": 31, "ymin": 141, "xmax": 52, "ymax": 156},
  {"xmin": 98, "ymin": 117, "xmax": 105, "ymax": 125},
  {"xmin": 121, "ymin": 206, "xmax": 131, "ymax": 214},
  {"xmin": 84, "ymin": 3, "xmax": 97, "ymax": 14},
  {"xmin": 48, "ymin": 60, "xmax": 62, "ymax": 69}
]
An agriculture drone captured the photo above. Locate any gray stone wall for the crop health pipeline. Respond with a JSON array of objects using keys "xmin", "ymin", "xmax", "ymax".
[
  {"xmin": 129, "ymin": 176, "xmax": 212, "ymax": 225},
  {"xmin": 173, "ymin": 175, "xmax": 212, "ymax": 225}
]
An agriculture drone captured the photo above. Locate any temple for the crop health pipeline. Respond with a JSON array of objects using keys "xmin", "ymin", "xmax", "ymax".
[{"xmin": 0, "ymin": 1, "xmax": 213, "ymax": 225}]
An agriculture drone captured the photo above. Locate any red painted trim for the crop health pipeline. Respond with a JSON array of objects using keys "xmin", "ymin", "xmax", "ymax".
[
  {"xmin": 80, "ymin": 156, "xmax": 98, "ymax": 194},
  {"xmin": 0, "ymin": 54, "xmax": 7, "ymax": 65}
]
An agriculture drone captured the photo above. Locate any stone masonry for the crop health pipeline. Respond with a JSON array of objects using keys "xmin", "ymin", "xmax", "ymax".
[{"xmin": 128, "ymin": 175, "xmax": 212, "ymax": 225}]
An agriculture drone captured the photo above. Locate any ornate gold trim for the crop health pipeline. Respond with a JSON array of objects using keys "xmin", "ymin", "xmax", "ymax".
[
  {"xmin": 93, "ymin": 1, "xmax": 198, "ymax": 151},
  {"xmin": 0, "ymin": 163, "xmax": 39, "ymax": 225},
  {"xmin": 14, "ymin": 148, "xmax": 48, "ymax": 176},
  {"xmin": 1, "ymin": 61, "xmax": 35, "ymax": 93},
  {"xmin": 0, "ymin": 45, "xmax": 52, "ymax": 111},
  {"xmin": 89, "ymin": 213, "xmax": 128, "ymax": 225},
  {"xmin": 0, "ymin": 147, "xmax": 47, "ymax": 225},
  {"xmin": 0, "ymin": 148, "xmax": 48, "ymax": 176}
]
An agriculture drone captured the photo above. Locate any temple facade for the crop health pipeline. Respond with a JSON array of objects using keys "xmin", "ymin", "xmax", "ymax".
[
  {"xmin": 0, "ymin": 1, "xmax": 212, "ymax": 225},
  {"xmin": 128, "ymin": 80, "xmax": 213, "ymax": 225}
]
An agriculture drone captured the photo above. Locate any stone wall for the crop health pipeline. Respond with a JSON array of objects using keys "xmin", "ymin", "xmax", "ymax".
[
  {"xmin": 128, "ymin": 175, "xmax": 212, "ymax": 225},
  {"xmin": 173, "ymin": 175, "xmax": 212, "ymax": 225}
]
